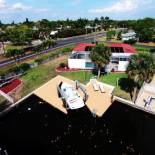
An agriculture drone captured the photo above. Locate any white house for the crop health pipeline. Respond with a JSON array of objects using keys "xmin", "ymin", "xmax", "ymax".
[
  {"xmin": 68, "ymin": 43, "xmax": 136, "ymax": 72},
  {"xmin": 50, "ymin": 31, "xmax": 58, "ymax": 36},
  {"xmin": 121, "ymin": 32, "xmax": 137, "ymax": 41}
]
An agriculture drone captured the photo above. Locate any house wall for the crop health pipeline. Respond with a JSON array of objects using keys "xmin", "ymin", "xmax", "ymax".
[
  {"xmin": 118, "ymin": 61, "xmax": 129, "ymax": 71},
  {"xmin": 68, "ymin": 52, "xmax": 134, "ymax": 72},
  {"xmin": 68, "ymin": 59, "xmax": 94, "ymax": 69}
]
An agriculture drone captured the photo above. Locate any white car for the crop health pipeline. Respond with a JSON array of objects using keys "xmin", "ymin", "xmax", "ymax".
[{"xmin": 58, "ymin": 82, "xmax": 85, "ymax": 110}]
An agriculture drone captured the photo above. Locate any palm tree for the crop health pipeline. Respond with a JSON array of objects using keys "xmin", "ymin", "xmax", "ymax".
[
  {"xmin": 0, "ymin": 32, "xmax": 8, "ymax": 54},
  {"xmin": 90, "ymin": 44, "xmax": 111, "ymax": 78},
  {"xmin": 34, "ymin": 45, "xmax": 43, "ymax": 58},
  {"xmin": 127, "ymin": 52, "xmax": 155, "ymax": 102},
  {"xmin": 5, "ymin": 49, "xmax": 22, "ymax": 65},
  {"xmin": 42, "ymin": 39, "xmax": 57, "ymax": 50}
]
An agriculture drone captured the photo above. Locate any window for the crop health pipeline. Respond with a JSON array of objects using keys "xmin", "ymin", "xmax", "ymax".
[
  {"xmin": 77, "ymin": 54, "xmax": 85, "ymax": 59},
  {"xmin": 85, "ymin": 62, "xmax": 94, "ymax": 68},
  {"xmin": 85, "ymin": 53, "xmax": 90, "ymax": 59},
  {"xmin": 111, "ymin": 47, "xmax": 124, "ymax": 53},
  {"xmin": 119, "ymin": 57, "xmax": 127, "ymax": 61},
  {"xmin": 70, "ymin": 53, "xmax": 77, "ymax": 59}
]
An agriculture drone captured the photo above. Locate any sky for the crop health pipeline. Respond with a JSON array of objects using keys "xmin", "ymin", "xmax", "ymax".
[{"xmin": 0, "ymin": 0, "xmax": 155, "ymax": 23}]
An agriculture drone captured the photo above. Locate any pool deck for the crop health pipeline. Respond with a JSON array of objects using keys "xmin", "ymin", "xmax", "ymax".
[
  {"xmin": 136, "ymin": 75, "xmax": 155, "ymax": 111},
  {"xmin": 34, "ymin": 75, "xmax": 114, "ymax": 117}
]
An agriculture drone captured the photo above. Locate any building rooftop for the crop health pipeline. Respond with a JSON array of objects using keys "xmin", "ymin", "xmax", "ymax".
[
  {"xmin": 109, "ymin": 43, "xmax": 136, "ymax": 53},
  {"xmin": 73, "ymin": 43, "xmax": 95, "ymax": 52},
  {"xmin": 73, "ymin": 43, "xmax": 136, "ymax": 54},
  {"xmin": 34, "ymin": 75, "xmax": 114, "ymax": 117},
  {"xmin": 121, "ymin": 32, "xmax": 136, "ymax": 37}
]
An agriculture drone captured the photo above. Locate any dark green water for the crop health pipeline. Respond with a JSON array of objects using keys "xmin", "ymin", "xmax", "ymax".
[{"xmin": 0, "ymin": 94, "xmax": 155, "ymax": 155}]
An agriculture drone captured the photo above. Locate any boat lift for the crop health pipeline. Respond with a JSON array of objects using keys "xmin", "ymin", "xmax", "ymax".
[{"xmin": 75, "ymin": 80, "xmax": 88, "ymax": 103}]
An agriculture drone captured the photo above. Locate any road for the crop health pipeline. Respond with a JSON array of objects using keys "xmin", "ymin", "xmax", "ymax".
[{"xmin": 0, "ymin": 32, "xmax": 105, "ymax": 67}]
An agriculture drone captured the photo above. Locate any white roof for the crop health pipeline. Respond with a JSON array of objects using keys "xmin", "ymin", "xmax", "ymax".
[
  {"xmin": 121, "ymin": 32, "xmax": 136, "ymax": 37},
  {"xmin": 50, "ymin": 31, "xmax": 58, "ymax": 35}
]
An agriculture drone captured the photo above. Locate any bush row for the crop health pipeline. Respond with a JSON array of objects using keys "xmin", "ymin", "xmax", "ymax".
[
  {"xmin": 57, "ymin": 28, "xmax": 91, "ymax": 38},
  {"xmin": 0, "ymin": 47, "xmax": 73, "ymax": 77},
  {"xmin": 34, "ymin": 47, "xmax": 72, "ymax": 64}
]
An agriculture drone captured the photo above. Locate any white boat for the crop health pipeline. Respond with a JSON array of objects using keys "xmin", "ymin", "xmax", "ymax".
[{"xmin": 58, "ymin": 82, "xmax": 85, "ymax": 110}]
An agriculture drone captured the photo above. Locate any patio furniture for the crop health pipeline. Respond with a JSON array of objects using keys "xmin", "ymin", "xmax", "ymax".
[
  {"xmin": 99, "ymin": 84, "xmax": 105, "ymax": 93},
  {"xmin": 144, "ymin": 96, "xmax": 155, "ymax": 107},
  {"xmin": 90, "ymin": 79, "xmax": 99, "ymax": 91}
]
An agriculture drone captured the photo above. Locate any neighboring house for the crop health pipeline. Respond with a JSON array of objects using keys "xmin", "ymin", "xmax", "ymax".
[
  {"xmin": 68, "ymin": 43, "xmax": 136, "ymax": 72},
  {"xmin": 68, "ymin": 43, "xmax": 96, "ymax": 70},
  {"xmin": 121, "ymin": 32, "xmax": 137, "ymax": 41},
  {"xmin": 50, "ymin": 31, "xmax": 58, "ymax": 36}
]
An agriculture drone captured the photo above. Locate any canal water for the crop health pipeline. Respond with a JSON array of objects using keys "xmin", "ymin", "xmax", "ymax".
[{"xmin": 0, "ymin": 94, "xmax": 155, "ymax": 155}]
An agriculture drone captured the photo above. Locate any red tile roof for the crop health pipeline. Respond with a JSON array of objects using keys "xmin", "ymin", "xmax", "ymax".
[
  {"xmin": 73, "ymin": 43, "xmax": 136, "ymax": 54},
  {"xmin": 0, "ymin": 79, "xmax": 22, "ymax": 94},
  {"xmin": 73, "ymin": 43, "xmax": 95, "ymax": 52},
  {"xmin": 109, "ymin": 43, "xmax": 136, "ymax": 53}
]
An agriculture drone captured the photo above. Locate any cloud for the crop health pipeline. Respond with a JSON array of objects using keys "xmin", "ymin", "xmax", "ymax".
[
  {"xmin": 89, "ymin": 0, "xmax": 150, "ymax": 14},
  {"xmin": 0, "ymin": 0, "xmax": 6, "ymax": 8},
  {"xmin": 0, "ymin": 1, "xmax": 48, "ymax": 14},
  {"xmin": 11, "ymin": 2, "xmax": 32, "ymax": 11}
]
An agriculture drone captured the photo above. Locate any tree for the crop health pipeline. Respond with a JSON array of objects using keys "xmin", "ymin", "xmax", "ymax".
[
  {"xmin": 138, "ymin": 28, "xmax": 154, "ymax": 42},
  {"xmin": 0, "ymin": 32, "xmax": 8, "ymax": 54},
  {"xmin": 42, "ymin": 39, "xmax": 57, "ymax": 50},
  {"xmin": 127, "ymin": 52, "xmax": 155, "ymax": 102},
  {"xmin": 5, "ymin": 48, "xmax": 25, "ymax": 64},
  {"xmin": 117, "ymin": 31, "xmax": 122, "ymax": 40},
  {"xmin": 33, "ymin": 44, "xmax": 44, "ymax": 58},
  {"xmin": 90, "ymin": 44, "xmax": 111, "ymax": 78},
  {"xmin": 100, "ymin": 16, "xmax": 105, "ymax": 29},
  {"xmin": 106, "ymin": 30, "xmax": 116, "ymax": 40}
]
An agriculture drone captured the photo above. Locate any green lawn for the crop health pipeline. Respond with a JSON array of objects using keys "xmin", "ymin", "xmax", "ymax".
[
  {"xmin": 134, "ymin": 44, "xmax": 150, "ymax": 53},
  {"xmin": 61, "ymin": 71, "xmax": 127, "ymax": 86},
  {"xmin": 21, "ymin": 65, "xmax": 56, "ymax": 96},
  {"xmin": 61, "ymin": 71, "xmax": 131, "ymax": 100},
  {"xmin": 20, "ymin": 55, "xmax": 68, "ymax": 97},
  {"xmin": 5, "ymin": 44, "xmax": 25, "ymax": 51}
]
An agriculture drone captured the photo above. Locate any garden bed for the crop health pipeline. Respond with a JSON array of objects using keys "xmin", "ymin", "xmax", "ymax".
[{"xmin": 56, "ymin": 67, "xmax": 80, "ymax": 73}]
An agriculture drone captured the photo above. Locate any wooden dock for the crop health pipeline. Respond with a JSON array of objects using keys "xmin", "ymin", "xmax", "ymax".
[{"xmin": 34, "ymin": 75, "xmax": 114, "ymax": 117}]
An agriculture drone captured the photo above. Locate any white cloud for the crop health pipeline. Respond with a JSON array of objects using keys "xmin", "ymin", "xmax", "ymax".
[
  {"xmin": 89, "ymin": 0, "xmax": 150, "ymax": 14},
  {"xmin": 11, "ymin": 2, "xmax": 32, "ymax": 11},
  {"xmin": 0, "ymin": 0, "xmax": 6, "ymax": 8},
  {"xmin": 0, "ymin": 1, "xmax": 48, "ymax": 15}
]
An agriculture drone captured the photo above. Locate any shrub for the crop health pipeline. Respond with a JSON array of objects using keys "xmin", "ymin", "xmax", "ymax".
[
  {"xmin": 19, "ymin": 63, "xmax": 30, "ymax": 71},
  {"xmin": 150, "ymin": 48, "xmax": 155, "ymax": 53},
  {"xmin": 9, "ymin": 66, "xmax": 20, "ymax": 73},
  {"xmin": 34, "ymin": 58, "xmax": 44, "ymax": 64},
  {"xmin": 59, "ymin": 62, "xmax": 67, "ymax": 68},
  {"xmin": 124, "ymin": 39, "xmax": 137, "ymax": 45},
  {"xmin": 61, "ymin": 48, "xmax": 72, "ymax": 54},
  {"xmin": 114, "ymin": 87, "xmax": 131, "ymax": 101}
]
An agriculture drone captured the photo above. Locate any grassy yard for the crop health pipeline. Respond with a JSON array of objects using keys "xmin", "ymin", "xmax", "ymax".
[
  {"xmin": 21, "ymin": 62, "xmax": 131, "ymax": 100},
  {"xmin": 5, "ymin": 44, "xmax": 25, "ymax": 51},
  {"xmin": 61, "ymin": 71, "xmax": 126, "ymax": 85},
  {"xmin": 21, "ymin": 55, "xmax": 68, "ymax": 97},
  {"xmin": 134, "ymin": 44, "xmax": 150, "ymax": 53},
  {"xmin": 61, "ymin": 71, "xmax": 131, "ymax": 100}
]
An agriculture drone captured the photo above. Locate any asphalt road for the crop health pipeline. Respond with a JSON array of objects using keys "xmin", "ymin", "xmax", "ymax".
[{"xmin": 0, "ymin": 32, "xmax": 105, "ymax": 67}]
